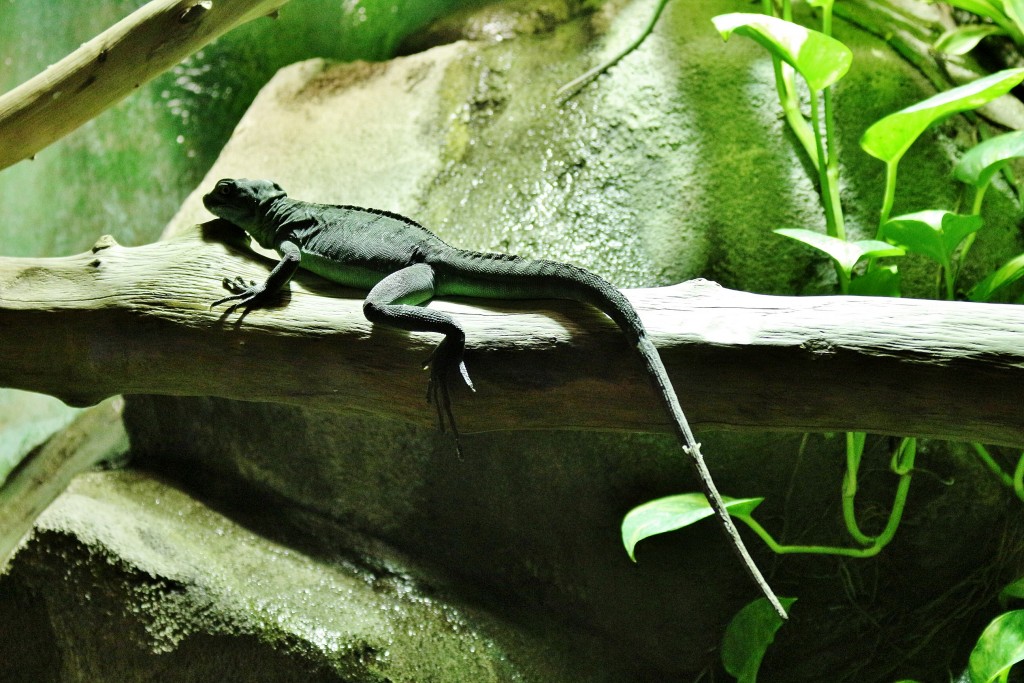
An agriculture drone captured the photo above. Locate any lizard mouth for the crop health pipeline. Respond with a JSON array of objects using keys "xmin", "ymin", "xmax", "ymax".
[{"xmin": 202, "ymin": 192, "xmax": 224, "ymax": 213}]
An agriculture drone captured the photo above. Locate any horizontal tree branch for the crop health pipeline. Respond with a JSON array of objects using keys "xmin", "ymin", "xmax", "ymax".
[
  {"xmin": 2, "ymin": 222, "xmax": 1023, "ymax": 446},
  {"xmin": 0, "ymin": 0, "xmax": 290, "ymax": 170}
]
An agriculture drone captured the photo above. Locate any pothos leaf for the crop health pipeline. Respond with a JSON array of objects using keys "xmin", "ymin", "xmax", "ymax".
[
  {"xmin": 968, "ymin": 252, "xmax": 1024, "ymax": 302},
  {"xmin": 621, "ymin": 494, "xmax": 763, "ymax": 562},
  {"xmin": 934, "ymin": 24, "xmax": 1004, "ymax": 56},
  {"xmin": 969, "ymin": 610, "xmax": 1024, "ymax": 683},
  {"xmin": 1000, "ymin": 576, "xmax": 1024, "ymax": 608},
  {"xmin": 721, "ymin": 597, "xmax": 798, "ymax": 683},
  {"xmin": 880, "ymin": 210, "xmax": 983, "ymax": 268},
  {"xmin": 712, "ymin": 13, "xmax": 852, "ymax": 91},
  {"xmin": 955, "ymin": 129, "xmax": 1024, "ymax": 189},
  {"xmin": 775, "ymin": 228, "xmax": 904, "ymax": 277},
  {"xmin": 860, "ymin": 68, "xmax": 1024, "ymax": 165},
  {"xmin": 848, "ymin": 265, "xmax": 901, "ymax": 298}
]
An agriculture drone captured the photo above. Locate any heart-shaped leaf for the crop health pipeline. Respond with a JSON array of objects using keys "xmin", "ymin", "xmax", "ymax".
[
  {"xmin": 712, "ymin": 13, "xmax": 853, "ymax": 91},
  {"xmin": 969, "ymin": 252, "xmax": 1024, "ymax": 302},
  {"xmin": 622, "ymin": 493, "xmax": 763, "ymax": 562},
  {"xmin": 775, "ymin": 228, "xmax": 904, "ymax": 277},
  {"xmin": 849, "ymin": 265, "xmax": 902, "ymax": 298},
  {"xmin": 932, "ymin": 0, "xmax": 1023, "ymax": 41},
  {"xmin": 935, "ymin": 24, "xmax": 1005, "ymax": 55},
  {"xmin": 955, "ymin": 130, "xmax": 1024, "ymax": 189},
  {"xmin": 721, "ymin": 597, "xmax": 798, "ymax": 683},
  {"xmin": 881, "ymin": 210, "xmax": 983, "ymax": 268},
  {"xmin": 861, "ymin": 68, "xmax": 1024, "ymax": 164},
  {"xmin": 1006, "ymin": 0, "xmax": 1024, "ymax": 39},
  {"xmin": 969, "ymin": 610, "xmax": 1024, "ymax": 683}
]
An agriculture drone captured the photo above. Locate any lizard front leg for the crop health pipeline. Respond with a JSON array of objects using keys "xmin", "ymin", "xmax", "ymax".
[
  {"xmin": 212, "ymin": 240, "xmax": 301, "ymax": 315},
  {"xmin": 363, "ymin": 263, "xmax": 475, "ymax": 455}
]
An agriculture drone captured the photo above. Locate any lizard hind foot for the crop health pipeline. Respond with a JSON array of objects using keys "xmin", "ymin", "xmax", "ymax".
[
  {"xmin": 426, "ymin": 369, "xmax": 464, "ymax": 457},
  {"xmin": 210, "ymin": 276, "xmax": 263, "ymax": 312},
  {"xmin": 423, "ymin": 338, "xmax": 474, "ymax": 457},
  {"xmin": 211, "ymin": 285, "xmax": 267, "ymax": 314}
]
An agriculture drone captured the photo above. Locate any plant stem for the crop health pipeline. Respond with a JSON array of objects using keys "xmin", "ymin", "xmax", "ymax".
[
  {"xmin": 555, "ymin": 0, "xmax": 673, "ymax": 99},
  {"xmin": 973, "ymin": 442, "xmax": 1014, "ymax": 488},
  {"xmin": 810, "ymin": 90, "xmax": 842, "ymax": 242},
  {"xmin": 842, "ymin": 432, "xmax": 874, "ymax": 545},
  {"xmin": 877, "ymin": 159, "xmax": 899, "ymax": 238},
  {"xmin": 822, "ymin": 91, "xmax": 845, "ymax": 241},
  {"xmin": 774, "ymin": 65, "xmax": 820, "ymax": 169},
  {"xmin": 762, "ymin": 0, "xmax": 820, "ymax": 170},
  {"xmin": 819, "ymin": 0, "xmax": 845, "ymax": 242},
  {"xmin": 820, "ymin": 1, "xmax": 833, "ymax": 36},
  {"xmin": 972, "ymin": 183, "xmax": 989, "ymax": 216},
  {"xmin": 741, "ymin": 437, "xmax": 916, "ymax": 558},
  {"xmin": 956, "ymin": 183, "xmax": 989, "ymax": 278}
]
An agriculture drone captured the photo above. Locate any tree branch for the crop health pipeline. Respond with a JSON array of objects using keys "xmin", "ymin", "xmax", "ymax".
[
  {"xmin": 2, "ymin": 222, "xmax": 1023, "ymax": 446},
  {"xmin": 0, "ymin": 397, "xmax": 128, "ymax": 571},
  {"xmin": 0, "ymin": 0, "xmax": 290, "ymax": 171}
]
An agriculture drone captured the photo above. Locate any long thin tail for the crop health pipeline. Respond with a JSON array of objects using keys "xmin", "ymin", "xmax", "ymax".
[
  {"xmin": 497, "ymin": 260, "xmax": 788, "ymax": 618},
  {"xmin": 635, "ymin": 335, "xmax": 787, "ymax": 619}
]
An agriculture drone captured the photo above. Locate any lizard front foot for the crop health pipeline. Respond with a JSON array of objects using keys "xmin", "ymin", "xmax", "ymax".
[
  {"xmin": 423, "ymin": 337, "xmax": 475, "ymax": 456},
  {"xmin": 211, "ymin": 276, "xmax": 268, "ymax": 315}
]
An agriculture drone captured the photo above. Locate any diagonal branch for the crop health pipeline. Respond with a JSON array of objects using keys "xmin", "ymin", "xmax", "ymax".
[
  {"xmin": 0, "ymin": 0, "xmax": 290, "ymax": 171},
  {"xmin": 2, "ymin": 222, "xmax": 1024, "ymax": 446}
]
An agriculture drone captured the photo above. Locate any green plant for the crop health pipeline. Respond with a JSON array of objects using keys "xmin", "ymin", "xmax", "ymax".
[
  {"xmin": 879, "ymin": 210, "xmax": 983, "ymax": 299},
  {"xmin": 619, "ymin": 5, "xmax": 1024, "ymax": 681},
  {"xmin": 721, "ymin": 596, "xmax": 797, "ymax": 683},
  {"xmin": 860, "ymin": 69, "xmax": 1024, "ymax": 230},
  {"xmin": 968, "ymin": 609, "xmax": 1024, "ymax": 682},
  {"xmin": 931, "ymin": 0, "xmax": 1024, "ymax": 54},
  {"xmin": 712, "ymin": 11, "xmax": 851, "ymax": 243}
]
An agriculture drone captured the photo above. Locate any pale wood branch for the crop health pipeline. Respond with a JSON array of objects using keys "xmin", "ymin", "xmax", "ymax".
[
  {"xmin": 0, "ymin": 397, "xmax": 128, "ymax": 571},
  {"xmin": 0, "ymin": 0, "xmax": 290, "ymax": 170},
  {"xmin": 2, "ymin": 222, "xmax": 1023, "ymax": 446}
]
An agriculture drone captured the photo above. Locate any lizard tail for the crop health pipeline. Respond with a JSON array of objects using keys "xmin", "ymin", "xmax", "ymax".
[
  {"xmin": 635, "ymin": 335, "xmax": 788, "ymax": 620},
  {"xmin": 441, "ymin": 253, "xmax": 787, "ymax": 618},
  {"xmin": 569, "ymin": 272, "xmax": 787, "ymax": 620}
]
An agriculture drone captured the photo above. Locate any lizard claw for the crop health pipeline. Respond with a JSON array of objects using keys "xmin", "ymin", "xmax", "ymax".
[
  {"xmin": 222, "ymin": 276, "xmax": 257, "ymax": 293},
  {"xmin": 211, "ymin": 277, "xmax": 267, "ymax": 314},
  {"xmin": 423, "ymin": 337, "xmax": 474, "ymax": 456}
]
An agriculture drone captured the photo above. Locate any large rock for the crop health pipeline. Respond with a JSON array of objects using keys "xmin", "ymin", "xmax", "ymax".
[{"xmin": 2, "ymin": 469, "xmax": 620, "ymax": 682}]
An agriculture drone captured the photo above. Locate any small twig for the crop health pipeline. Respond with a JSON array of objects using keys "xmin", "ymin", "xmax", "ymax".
[
  {"xmin": 556, "ymin": 0, "xmax": 673, "ymax": 101},
  {"xmin": 0, "ymin": 397, "xmax": 129, "ymax": 571}
]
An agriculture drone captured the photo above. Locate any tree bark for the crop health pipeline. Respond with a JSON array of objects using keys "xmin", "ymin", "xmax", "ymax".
[
  {"xmin": 0, "ymin": 0, "xmax": 290, "ymax": 170},
  {"xmin": 1, "ymin": 222, "xmax": 1023, "ymax": 446}
]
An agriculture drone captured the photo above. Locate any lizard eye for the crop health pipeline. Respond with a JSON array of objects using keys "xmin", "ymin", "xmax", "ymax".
[{"xmin": 217, "ymin": 184, "xmax": 232, "ymax": 196}]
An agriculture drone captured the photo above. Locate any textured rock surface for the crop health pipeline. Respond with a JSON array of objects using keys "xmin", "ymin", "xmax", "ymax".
[{"xmin": 2, "ymin": 470, "xmax": 619, "ymax": 682}]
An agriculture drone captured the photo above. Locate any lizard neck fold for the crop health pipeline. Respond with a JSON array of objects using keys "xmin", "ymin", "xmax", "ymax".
[{"xmin": 255, "ymin": 196, "xmax": 306, "ymax": 249}]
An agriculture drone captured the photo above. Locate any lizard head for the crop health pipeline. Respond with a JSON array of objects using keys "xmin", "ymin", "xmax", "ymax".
[{"xmin": 203, "ymin": 178, "xmax": 286, "ymax": 235}]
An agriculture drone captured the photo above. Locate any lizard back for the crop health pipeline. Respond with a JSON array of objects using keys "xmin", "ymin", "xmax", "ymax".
[{"xmin": 285, "ymin": 200, "xmax": 455, "ymax": 289}]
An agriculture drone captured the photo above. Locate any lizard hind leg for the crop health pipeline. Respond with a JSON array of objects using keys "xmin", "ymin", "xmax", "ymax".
[{"xmin": 363, "ymin": 264, "xmax": 475, "ymax": 455}]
